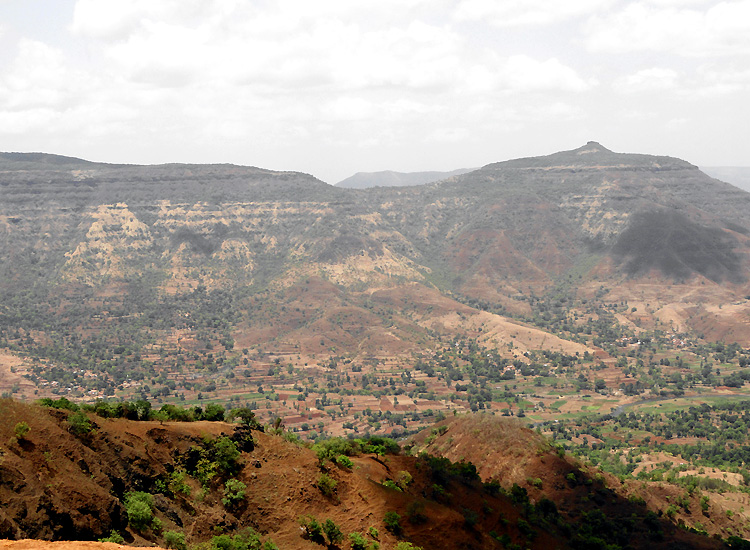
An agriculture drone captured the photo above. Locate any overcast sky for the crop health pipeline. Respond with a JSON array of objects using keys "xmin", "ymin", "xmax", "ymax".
[{"xmin": 0, "ymin": 0, "xmax": 748, "ymax": 183}]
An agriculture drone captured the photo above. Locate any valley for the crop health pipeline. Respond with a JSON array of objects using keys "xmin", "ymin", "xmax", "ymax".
[{"xmin": 2, "ymin": 143, "xmax": 750, "ymax": 548}]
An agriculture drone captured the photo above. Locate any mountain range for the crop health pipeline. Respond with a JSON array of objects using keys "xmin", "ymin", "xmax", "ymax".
[
  {"xmin": 2, "ymin": 141, "xmax": 748, "ymax": 357},
  {"xmin": 335, "ymin": 168, "xmax": 474, "ymax": 188}
]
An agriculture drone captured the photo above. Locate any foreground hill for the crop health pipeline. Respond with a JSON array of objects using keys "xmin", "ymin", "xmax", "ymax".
[
  {"xmin": 0, "ymin": 399, "xmax": 726, "ymax": 549},
  {"xmin": 410, "ymin": 414, "xmax": 750, "ymax": 542}
]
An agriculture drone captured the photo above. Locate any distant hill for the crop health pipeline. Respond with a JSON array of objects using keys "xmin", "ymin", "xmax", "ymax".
[
  {"xmin": 2, "ymin": 142, "xmax": 750, "ymax": 418},
  {"xmin": 701, "ymin": 166, "xmax": 750, "ymax": 193},
  {"xmin": 336, "ymin": 167, "xmax": 475, "ymax": 188}
]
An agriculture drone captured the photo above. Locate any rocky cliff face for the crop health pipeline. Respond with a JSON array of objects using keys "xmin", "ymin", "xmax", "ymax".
[{"xmin": 1, "ymin": 143, "xmax": 749, "ymax": 376}]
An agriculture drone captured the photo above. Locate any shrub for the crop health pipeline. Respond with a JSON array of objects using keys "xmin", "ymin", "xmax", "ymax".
[
  {"xmin": 211, "ymin": 436, "xmax": 242, "ymax": 474},
  {"xmin": 299, "ymin": 515, "xmax": 324, "ymax": 544},
  {"xmin": 367, "ymin": 526, "xmax": 379, "ymax": 540},
  {"xmin": 38, "ymin": 397, "xmax": 79, "ymax": 411},
  {"xmin": 336, "ymin": 454, "xmax": 354, "ymax": 469},
  {"xmin": 517, "ymin": 518, "xmax": 535, "ymax": 538},
  {"xmin": 67, "ymin": 411, "xmax": 92, "ymax": 435},
  {"xmin": 317, "ymin": 473, "xmax": 338, "ymax": 497},
  {"xmin": 169, "ymin": 469, "xmax": 192, "ymax": 496},
  {"xmin": 526, "ymin": 477, "xmax": 543, "ymax": 489},
  {"xmin": 394, "ymin": 543, "xmax": 422, "ymax": 550},
  {"xmin": 124, "ymin": 491, "xmax": 157, "ymax": 531},
  {"xmin": 98, "ymin": 531, "xmax": 124, "ymax": 543},
  {"xmin": 381, "ymin": 480, "xmax": 402, "ymax": 491},
  {"xmin": 350, "ymin": 532, "xmax": 380, "ymax": 550},
  {"xmin": 359, "ymin": 436, "xmax": 400, "ymax": 456},
  {"xmin": 322, "ymin": 519, "xmax": 344, "ymax": 545},
  {"xmin": 195, "ymin": 458, "xmax": 219, "ymax": 487},
  {"xmin": 407, "ymin": 500, "xmax": 427, "ymax": 524},
  {"xmin": 13, "ymin": 421, "xmax": 30, "ymax": 440},
  {"xmin": 283, "ymin": 431, "xmax": 302, "ymax": 445},
  {"xmin": 222, "ymin": 478, "xmax": 247, "ymax": 507},
  {"xmin": 700, "ymin": 495, "xmax": 710, "ymax": 513},
  {"xmin": 232, "ymin": 408, "xmax": 261, "ymax": 429},
  {"xmin": 535, "ymin": 498, "xmax": 558, "ymax": 519},
  {"xmin": 483, "ymin": 480, "xmax": 502, "ymax": 496},
  {"xmin": 462, "ymin": 508, "xmax": 478, "ymax": 528},
  {"xmin": 396, "ymin": 471, "xmax": 412, "ymax": 490},
  {"xmin": 201, "ymin": 403, "xmax": 226, "ymax": 421},
  {"xmin": 313, "ymin": 438, "xmax": 359, "ymax": 462},
  {"xmin": 349, "ymin": 532, "xmax": 370, "ymax": 550},
  {"xmin": 164, "ymin": 530, "xmax": 188, "ymax": 550},
  {"xmin": 210, "ymin": 527, "xmax": 274, "ymax": 550},
  {"xmin": 160, "ymin": 404, "xmax": 195, "ymax": 422},
  {"xmin": 384, "ymin": 511, "xmax": 402, "ymax": 535}
]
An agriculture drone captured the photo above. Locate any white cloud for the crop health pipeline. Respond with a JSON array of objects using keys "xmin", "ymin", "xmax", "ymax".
[
  {"xmin": 1, "ymin": 39, "xmax": 79, "ymax": 109},
  {"xmin": 70, "ymin": 0, "xmax": 152, "ymax": 39},
  {"xmin": 322, "ymin": 97, "xmax": 375, "ymax": 121},
  {"xmin": 502, "ymin": 55, "xmax": 596, "ymax": 93},
  {"xmin": 614, "ymin": 68, "xmax": 679, "ymax": 93},
  {"xmin": 455, "ymin": 0, "xmax": 613, "ymax": 26},
  {"xmin": 0, "ymin": 0, "xmax": 748, "ymax": 181},
  {"xmin": 586, "ymin": 1, "xmax": 750, "ymax": 57},
  {"xmin": 689, "ymin": 64, "xmax": 750, "ymax": 96}
]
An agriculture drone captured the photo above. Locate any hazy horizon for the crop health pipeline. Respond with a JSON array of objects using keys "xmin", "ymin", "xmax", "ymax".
[{"xmin": 1, "ymin": 1, "xmax": 749, "ymax": 183}]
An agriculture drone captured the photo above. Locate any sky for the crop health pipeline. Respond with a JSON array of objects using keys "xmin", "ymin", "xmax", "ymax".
[{"xmin": 0, "ymin": 0, "xmax": 749, "ymax": 183}]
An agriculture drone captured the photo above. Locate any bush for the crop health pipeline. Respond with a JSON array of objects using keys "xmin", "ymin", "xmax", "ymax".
[
  {"xmin": 313, "ymin": 438, "xmax": 359, "ymax": 462},
  {"xmin": 202, "ymin": 403, "xmax": 226, "ymax": 421},
  {"xmin": 317, "ymin": 473, "xmax": 338, "ymax": 497},
  {"xmin": 222, "ymin": 478, "xmax": 247, "ymax": 507},
  {"xmin": 462, "ymin": 508, "xmax": 478, "ymax": 528},
  {"xmin": 232, "ymin": 408, "xmax": 261, "ymax": 429},
  {"xmin": 98, "ymin": 531, "xmax": 124, "ymax": 543},
  {"xmin": 299, "ymin": 515, "xmax": 324, "ymax": 544},
  {"xmin": 13, "ymin": 421, "xmax": 30, "ymax": 440},
  {"xmin": 169, "ymin": 469, "xmax": 192, "ymax": 496},
  {"xmin": 384, "ymin": 511, "xmax": 402, "ymax": 535},
  {"xmin": 210, "ymin": 528, "xmax": 274, "ymax": 550},
  {"xmin": 350, "ymin": 532, "xmax": 380, "ymax": 550},
  {"xmin": 407, "ymin": 501, "xmax": 427, "ymax": 524},
  {"xmin": 700, "ymin": 495, "xmax": 710, "ymax": 513},
  {"xmin": 359, "ymin": 436, "xmax": 400, "ymax": 456},
  {"xmin": 527, "ymin": 477, "xmax": 543, "ymax": 489},
  {"xmin": 164, "ymin": 530, "xmax": 188, "ymax": 550},
  {"xmin": 211, "ymin": 436, "xmax": 242, "ymax": 473},
  {"xmin": 124, "ymin": 491, "xmax": 156, "ymax": 531},
  {"xmin": 394, "ymin": 543, "xmax": 422, "ymax": 550},
  {"xmin": 195, "ymin": 458, "xmax": 219, "ymax": 487},
  {"xmin": 67, "ymin": 411, "xmax": 92, "ymax": 435},
  {"xmin": 381, "ymin": 480, "xmax": 402, "ymax": 491},
  {"xmin": 160, "ymin": 404, "xmax": 195, "ymax": 422},
  {"xmin": 396, "ymin": 471, "xmax": 412, "ymax": 490},
  {"xmin": 336, "ymin": 454, "xmax": 354, "ymax": 469},
  {"xmin": 38, "ymin": 397, "xmax": 79, "ymax": 411},
  {"xmin": 322, "ymin": 519, "xmax": 344, "ymax": 545}
]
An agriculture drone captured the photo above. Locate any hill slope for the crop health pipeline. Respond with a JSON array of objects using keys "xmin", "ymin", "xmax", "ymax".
[{"xmin": 0, "ymin": 400, "xmax": 726, "ymax": 549}]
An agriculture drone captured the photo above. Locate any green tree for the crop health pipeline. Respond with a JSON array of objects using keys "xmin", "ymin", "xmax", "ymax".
[{"xmin": 14, "ymin": 421, "xmax": 30, "ymax": 440}]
